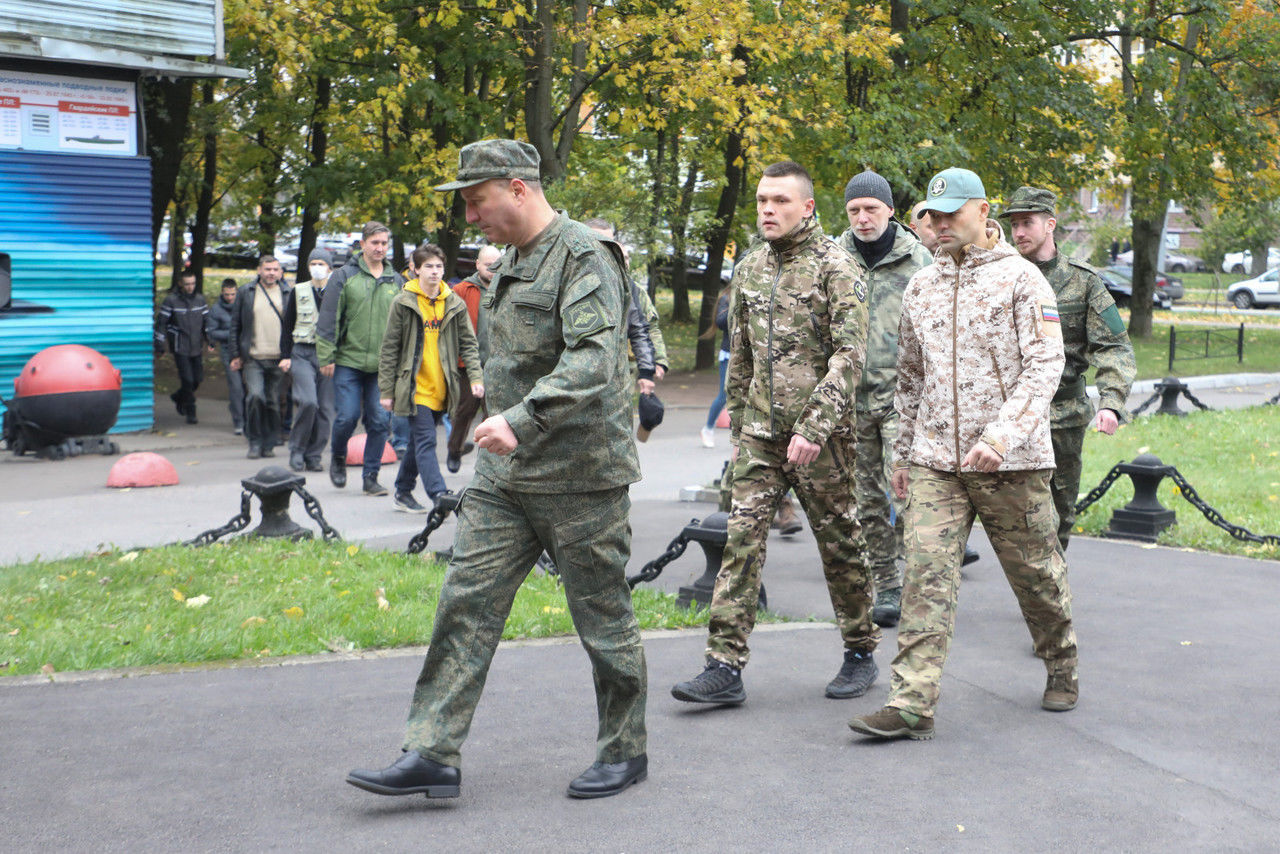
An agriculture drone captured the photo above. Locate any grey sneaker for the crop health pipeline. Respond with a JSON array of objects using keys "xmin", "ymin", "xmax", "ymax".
[
  {"xmin": 849, "ymin": 706, "xmax": 935, "ymax": 740},
  {"xmin": 1042, "ymin": 670, "xmax": 1078, "ymax": 711},
  {"xmin": 825, "ymin": 648, "xmax": 878, "ymax": 699},
  {"xmin": 394, "ymin": 492, "xmax": 428, "ymax": 514},
  {"xmin": 872, "ymin": 587, "xmax": 902, "ymax": 628},
  {"xmin": 671, "ymin": 660, "xmax": 745, "ymax": 705}
]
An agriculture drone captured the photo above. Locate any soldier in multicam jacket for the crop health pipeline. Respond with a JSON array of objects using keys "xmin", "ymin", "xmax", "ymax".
[
  {"xmin": 671, "ymin": 160, "xmax": 879, "ymax": 707},
  {"xmin": 347, "ymin": 140, "xmax": 649, "ymax": 801},
  {"xmin": 836, "ymin": 170, "xmax": 934, "ymax": 629},
  {"xmin": 1001, "ymin": 186, "xmax": 1136, "ymax": 551},
  {"xmin": 850, "ymin": 168, "xmax": 1077, "ymax": 743}
]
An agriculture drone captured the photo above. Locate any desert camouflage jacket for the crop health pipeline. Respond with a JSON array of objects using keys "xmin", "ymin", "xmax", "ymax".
[
  {"xmin": 894, "ymin": 236, "xmax": 1065, "ymax": 472},
  {"xmin": 1034, "ymin": 254, "xmax": 1136, "ymax": 428},
  {"xmin": 836, "ymin": 223, "xmax": 934, "ymax": 412},
  {"xmin": 727, "ymin": 217, "xmax": 868, "ymax": 446}
]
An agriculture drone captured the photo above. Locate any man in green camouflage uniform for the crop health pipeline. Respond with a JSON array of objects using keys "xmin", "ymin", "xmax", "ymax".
[
  {"xmin": 347, "ymin": 140, "xmax": 648, "ymax": 801},
  {"xmin": 671, "ymin": 160, "xmax": 878, "ymax": 706},
  {"xmin": 850, "ymin": 168, "xmax": 1077, "ymax": 743},
  {"xmin": 1001, "ymin": 186, "xmax": 1136, "ymax": 551},
  {"xmin": 836, "ymin": 170, "xmax": 934, "ymax": 628}
]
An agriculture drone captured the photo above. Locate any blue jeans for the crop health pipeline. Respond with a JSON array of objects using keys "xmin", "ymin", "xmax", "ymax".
[
  {"xmin": 391, "ymin": 414, "xmax": 411, "ymax": 451},
  {"xmin": 395, "ymin": 405, "xmax": 447, "ymax": 500},
  {"xmin": 331, "ymin": 365, "xmax": 389, "ymax": 479},
  {"xmin": 705, "ymin": 351, "xmax": 730, "ymax": 429}
]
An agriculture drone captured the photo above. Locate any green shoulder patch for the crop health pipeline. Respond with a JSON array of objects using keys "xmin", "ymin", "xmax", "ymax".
[
  {"xmin": 566, "ymin": 297, "xmax": 607, "ymax": 336},
  {"xmin": 1099, "ymin": 303, "xmax": 1126, "ymax": 335}
]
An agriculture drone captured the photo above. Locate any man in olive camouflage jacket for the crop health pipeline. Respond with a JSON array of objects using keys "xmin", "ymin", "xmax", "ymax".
[
  {"xmin": 1001, "ymin": 186, "xmax": 1136, "ymax": 551},
  {"xmin": 671, "ymin": 160, "xmax": 878, "ymax": 707},
  {"xmin": 836, "ymin": 169, "xmax": 934, "ymax": 629},
  {"xmin": 850, "ymin": 168, "xmax": 1077, "ymax": 743}
]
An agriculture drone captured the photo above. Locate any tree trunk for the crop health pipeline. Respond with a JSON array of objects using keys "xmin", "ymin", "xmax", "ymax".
[
  {"xmin": 189, "ymin": 83, "xmax": 217, "ymax": 294},
  {"xmin": 143, "ymin": 78, "xmax": 195, "ymax": 247},
  {"xmin": 669, "ymin": 147, "xmax": 699, "ymax": 324},
  {"xmin": 297, "ymin": 75, "xmax": 330, "ymax": 282},
  {"xmin": 698, "ymin": 47, "xmax": 750, "ymax": 370},
  {"xmin": 166, "ymin": 198, "xmax": 187, "ymax": 292},
  {"xmin": 1249, "ymin": 240, "xmax": 1269, "ymax": 276},
  {"xmin": 1128, "ymin": 213, "xmax": 1160, "ymax": 338}
]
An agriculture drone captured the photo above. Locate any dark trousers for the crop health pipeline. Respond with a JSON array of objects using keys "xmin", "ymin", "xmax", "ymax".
[
  {"xmin": 447, "ymin": 366, "xmax": 484, "ymax": 458},
  {"xmin": 394, "ymin": 405, "xmax": 447, "ymax": 499},
  {"xmin": 332, "ymin": 365, "xmax": 388, "ymax": 479},
  {"xmin": 219, "ymin": 352, "xmax": 245, "ymax": 430},
  {"xmin": 288, "ymin": 344, "xmax": 334, "ymax": 463},
  {"xmin": 172, "ymin": 354, "xmax": 203, "ymax": 413},
  {"xmin": 243, "ymin": 358, "xmax": 284, "ymax": 452}
]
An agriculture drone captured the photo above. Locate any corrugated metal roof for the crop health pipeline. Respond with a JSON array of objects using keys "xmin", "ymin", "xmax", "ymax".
[
  {"xmin": 0, "ymin": 150, "xmax": 155, "ymax": 432},
  {"xmin": 0, "ymin": 0, "xmax": 219, "ymax": 60}
]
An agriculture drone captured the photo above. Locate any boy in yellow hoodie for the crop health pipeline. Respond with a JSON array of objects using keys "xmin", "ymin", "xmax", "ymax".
[{"xmin": 379, "ymin": 244, "xmax": 483, "ymax": 512}]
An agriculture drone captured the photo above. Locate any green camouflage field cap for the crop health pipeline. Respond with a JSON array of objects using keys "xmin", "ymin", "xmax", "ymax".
[
  {"xmin": 435, "ymin": 139, "xmax": 541, "ymax": 191},
  {"xmin": 999, "ymin": 186, "xmax": 1057, "ymax": 219},
  {"xmin": 917, "ymin": 167, "xmax": 986, "ymax": 217}
]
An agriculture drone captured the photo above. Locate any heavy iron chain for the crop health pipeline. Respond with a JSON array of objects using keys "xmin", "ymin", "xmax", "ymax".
[
  {"xmin": 1165, "ymin": 468, "xmax": 1280, "ymax": 547},
  {"xmin": 1130, "ymin": 391, "xmax": 1161, "ymax": 416},
  {"xmin": 1266, "ymin": 388, "xmax": 1280, "ymax": 407},
  {"xmin": 1132, "ymin": 384, "xmax": 1213, "ymax": 416},
  {"xmin": 186, "ymin": 491, "xmax": 253, "ymax": 546},
  {"xmin": 1073, "ymin": 462, "xmax": 1280, "ymax": 546},
  {"xmin": 1072, "ymin": 462, "xmax": 1127, "ymax": 516},
  {"xmin": 294, "ymin": 485, "xmax": 342, "ymax": 541},
  {"xmin": 1180, "ymin": 388, "xmax": 1213, "ymax": 411},
  {"xmin": 406, "ymin": 502, "xmax": 455, "ymax": 555},
  {"xmin": 626, "ymin": 530, "xmax": 693, "ymax": 589}
]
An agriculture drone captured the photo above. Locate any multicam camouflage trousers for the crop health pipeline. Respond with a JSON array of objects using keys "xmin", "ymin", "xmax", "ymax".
[
  {"xmin": 706, "ymin": 432, "xmax": 879, "ymax": 669},
  {"xmin": 854, "ymin": 405, "xmax": 904, "ymax": 593},
  {"xmin": 1051, "ymin": 424, "xmax": 1087, "ymax": 552},
  {"xmin": 403, "ymin": 474, "xmax": 647, "ymax": 767},
  {"xmin": 887, "ymin": 465, "xmax": 1077, "ymax": 718}
]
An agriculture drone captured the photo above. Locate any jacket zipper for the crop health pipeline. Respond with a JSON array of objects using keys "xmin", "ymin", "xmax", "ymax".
[
  {"xmin": 951, "ymin": 262, "xmax": 962, "ymax": 469},
  {"xmin": 767, "ymin": 248, "xmax": 782, "ymax": 436}
]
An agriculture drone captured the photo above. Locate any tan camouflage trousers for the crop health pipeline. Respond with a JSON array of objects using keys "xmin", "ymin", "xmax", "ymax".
[
  {"xmin": 706, "ymin": 433, "xmax": 878, "ymax": 669},
  {"xmin": 1051, "ymin": 425, "xmax": 1087, "ymax": 551},
  {"xmin": 403, "ymin": 474, "xmax": 647, "ymax": 766},
  {"xmin": 887, "ymin": 465, "xmax": 1077, "ymax": 718},
  {"xmin": 854, "ymin": 405, "xmax": 904, "ymax": 592}
]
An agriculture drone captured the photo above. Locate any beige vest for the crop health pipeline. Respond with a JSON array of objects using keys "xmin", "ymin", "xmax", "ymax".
[{"xmin": 292, "ymin": 281, "xmax": 321, "ymax": 344}]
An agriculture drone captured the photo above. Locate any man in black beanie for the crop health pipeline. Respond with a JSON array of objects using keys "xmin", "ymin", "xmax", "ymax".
[{"xmin": 835, "ymin": 170, "xmax": 934, "ymax": 628}]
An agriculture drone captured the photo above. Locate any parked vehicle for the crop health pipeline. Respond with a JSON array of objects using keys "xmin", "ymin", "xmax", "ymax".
[
  {"xmin": 1221, "ymin": 247, "xmax": 1280, "ymax": 275},
  {"xmin": 1098, "ymin": 267, "xmax": 1172, "ymax": 310},
  {"xmin": 650, "ymin": 251, "xmax": 734, "ymax": 291},
  {"xmin": 1226, "ymin": 268, "xmax": 1280, "ymax": 309},
  {"xmin": 1114, "ymin": 249, "xmax": 1204, "ymax": 273},
  {"xmin": 203, "ymin": 243, "xmax": 260, "ymax": 269},
  {"xmin": 1107, "ymin": 264, "xmax": 1183, "ymax": 300}
]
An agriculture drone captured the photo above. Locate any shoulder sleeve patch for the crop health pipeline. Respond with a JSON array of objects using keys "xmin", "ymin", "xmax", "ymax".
[
  {"xmin": 1039, "ymin": 301, "xmax": 1062, "ymax": 339},
  {"xmin": 1098, "ymin": 303, "xmax": 1126, "ymax": 335}
]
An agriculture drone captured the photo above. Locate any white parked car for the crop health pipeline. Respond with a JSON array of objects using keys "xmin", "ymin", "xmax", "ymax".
[
  {"xmin": 1222, "ymin": 247, "xmax": 1280, "ymax": 275},
  {"xmin": 1113, "ymin": 249, "xmax": 1204, "ymax": 272},
  {"xmin": 1226, "ymin": 268, "xmax": 1280, "ymax": 309}
]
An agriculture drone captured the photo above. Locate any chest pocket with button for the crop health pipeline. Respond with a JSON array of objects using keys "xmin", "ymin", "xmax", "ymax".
[{"xmin": 506, "ymin": 287, "xmax": 560, "ymax": 355}]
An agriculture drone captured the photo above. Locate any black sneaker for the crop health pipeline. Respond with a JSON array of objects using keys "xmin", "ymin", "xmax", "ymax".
[
  {"xmin": 872, "ymin": 587, "xmax": 901, "ymax": 628},
  {"xmin": 446, "ymin": 453, "xmax": 461, "ymax": 473},
  {"xmin": 671, "ymin": 660, "xmax": 745, "ymax": 705},
  {"xmin": 185, "ymin": 404, "xmax": 198, "ymax": 425},
  {"xmin": 363, "ymin": 476, "xmax": 388, "ymax": 497},
  {"xmin": 826, "ymin": 649, "xmax": 878, "ymax": 699},
  {"xmin": 330, "ymin": 455, "xmax": 347, "ymax": 488},
  {"xmin": 305, "ymin": 458, "xmax": 325, "ymax": 472},
  {"xmin": 394, "ymin": 492, "xmax": 428, "ymax": 513}
]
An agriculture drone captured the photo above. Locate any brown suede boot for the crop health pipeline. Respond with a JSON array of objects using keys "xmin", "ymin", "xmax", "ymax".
[
  {"xmin": 774, "ymin": 499, "xmax": 802, "ymax": 536},
  {"xmin": 1042, "ymin": 670, "xmax": 1079, "ymax": 711}
]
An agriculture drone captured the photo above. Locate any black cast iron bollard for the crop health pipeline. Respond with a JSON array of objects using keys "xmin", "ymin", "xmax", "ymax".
[
  {"xmin": 670, "ymin": 512, "xmax": 768, "ymax": 611},
  {"xmin": 1102, "ymin": 453, "xmax": 1177, "ymax": 543},
  {"xmin": 242, "ymin": 466, "xmax": 312, "ymax": 541},
  {"xmin": 1155, "ymin": 377, "xmax": 1189, "ymax": 416}
]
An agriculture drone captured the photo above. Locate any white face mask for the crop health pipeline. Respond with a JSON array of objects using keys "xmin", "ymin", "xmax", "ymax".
[{"xmin": 309, "ymin": 263, "xmax": 330, "ymax": 280}]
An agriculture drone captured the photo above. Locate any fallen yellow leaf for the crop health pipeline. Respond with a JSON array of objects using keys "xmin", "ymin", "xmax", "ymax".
[
  {"xmin": 283, "ymin": 606, "xmax": 304, "ymax": 619},
  {"xmin": 241, "ymin": 616, "xmax": 266, "ymax": 628},
  {"xmin": 40, "ymin": 663, "xmax": 55, "ymax": 676},
  {"xmin": 346, "ymin": 545, "xmax": 360, "ymax": 557},
  {"xmin": 185, "ymin": 594, "xmax": 211, "ymax": 608},
  {"xmin": 1180, "ymin": 641, "xmax": 1192, "ymax": 646},
  {"xmin": 171, "ymin": 588, "xmax": 185, "ymax": 602},
  {"xmin": 376, "ymin": 588, "xmax": 390, "ymax": 611},
  {"xmin": 7, "ymin": 628, "xmax": 18, "ymax": 636}
]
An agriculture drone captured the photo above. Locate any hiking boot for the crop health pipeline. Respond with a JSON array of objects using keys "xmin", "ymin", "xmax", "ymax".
[
  {"xmin": 394, "ymin": 492, "xmax": 428, "ymax": 514},
  {"xmin": 1042, "ymin": 670, "xmax": 1078, "ymax": 711},
  {"xmin": 872, "ymin": 587, "xmax": 902, "ymax": 628},
  {"xmin": 849, "ymin": 706, "xmax": 935, "ymax": 741},
  {"xmin": 671, "ymin": 660, "xmax": 745, "ymax": 705},
  {"xmin": 363, "ymin": 476, "xmax": 388, "ymax": 497},
  {"xmin": 825, "ymin": 649, "xmax": 878, "ymax": 699},
  {"xmin": 446, "ymin": 452, "xmax": 462, "ymax": 473},
  {"xmin": 185, "ymin": 404, "xmax": 198, "ymax": 425},
  {"xmin": 289, "ymin": 451, "xmax": 305, "ymax": 472},
  {"xmin": 774, "ymin": 500, "xmax": 802, "ymax": 536},
  {"xmin": 330, "ymin": 455, "xmax": 347, "ymax": 488},
  {"xmin": 305, "ymin": 457, "xmax": 325, "ymax": 472}
]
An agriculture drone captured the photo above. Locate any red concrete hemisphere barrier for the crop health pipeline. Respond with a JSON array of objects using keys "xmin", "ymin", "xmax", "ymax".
[
  {"xmin": 106, "ymin": 452, "xmax": 180, "ymax": 488},
  {"xmin": 345, "ymin": 433, "xmax": 398, "ymax": 465}
]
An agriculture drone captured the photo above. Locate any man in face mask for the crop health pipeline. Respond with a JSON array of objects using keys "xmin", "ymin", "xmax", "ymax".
[{"xmin": 283, "ymin": 249, "xmax": 338, "ymax": 471}]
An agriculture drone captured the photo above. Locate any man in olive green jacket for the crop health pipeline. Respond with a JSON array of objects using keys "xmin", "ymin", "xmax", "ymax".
[
  {"xmin": 378, "ymin": 243, "xmax": 482, "ymax": 511},
  {"xmin": 316, "ymin": 222, "xmax": 404, "ymax": 494}
]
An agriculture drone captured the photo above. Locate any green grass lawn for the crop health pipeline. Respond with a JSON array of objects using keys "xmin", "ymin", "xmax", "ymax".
[
  {"xmin": 1075, "ymin": 406, "xmax": 1280, "ymax": 561},
  {"xmin": 1125, "ymin": 322, "xmax": 1280, "ymax": 380},
  {"xmin": 0, "ymin": 540, "xmax": 726, "ymax": 678}
]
